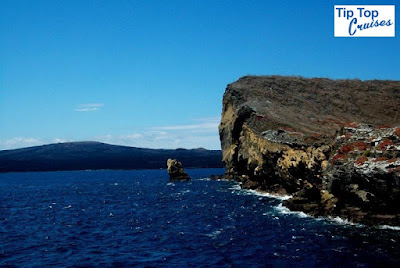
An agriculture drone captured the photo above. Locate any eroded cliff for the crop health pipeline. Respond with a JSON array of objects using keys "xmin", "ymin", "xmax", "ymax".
[{"xmin": 218, "ymin": 75, "xmax": 400, "ymax": 226}]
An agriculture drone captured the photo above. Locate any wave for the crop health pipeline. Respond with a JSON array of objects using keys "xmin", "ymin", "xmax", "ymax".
[
  {"xmin": 326, "ymin": 216, "xmax": 363, "ymax": 227},
  {"xmin": 229, "ymin": 182, "xmax": 292, "ymax": 201},
  {"xmin": 378, "ymin": 225, "xmax": 400, "ymax": 231},
  {"xmin": 198, "ymin": 177, "xmax": 232, "ymax": 182},
  {"xmin": 274, "ymin": 203, "xmax": 309, "ymax": 218},
  {"xmin": 226, "ymin": 180, "xmax": 400, "ymax": 231},
  {"xmin": 325, "ymin": 217, "xmax": 400, "ymax": 231},
  {"xmin": 274, "ymin": 203, "xmax": 400, "ymax": 231},
  {"xmin": 228, "ymin": 184, "xmax": 242, "ymax": 191},
  {"xmin": 205, "ymin": 229, "xmax": 223, "ymax": 238},
  {"xmin": 242, "ymin": 189, "xmax": 292, "ymax": 201},
  {"xmin": 197, "ymin": 178, "xmax": 211, "ymax": 181}
]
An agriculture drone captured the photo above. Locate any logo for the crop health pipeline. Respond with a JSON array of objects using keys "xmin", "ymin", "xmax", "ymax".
[{"xmin": 334, "ymin": 5, "xmax": 395, "ymax": 37}]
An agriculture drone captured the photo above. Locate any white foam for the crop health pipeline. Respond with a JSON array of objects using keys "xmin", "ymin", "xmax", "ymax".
[
  {"xmin": 378, "ymin": 225, "xmax": 400, "ymax": 231},
  {"xmin": 229, "ymin": 184, "xmax": 242, "ymax": 191},
  {"xmin": 206, "ymin": 229, "xmax": 222, "ymax": 238},
  {"xmin": 198, "ymin": 177, "xmax": 231, "ymax": 182},
  {"xmin": 180, "ymin": 190, "xmax": 191, "ymax": 194},
  {"xmin": 243, "ymin": 189, "xmax": 292, "ymax": 201},
  {"xmin": 325, "ymin": 217, "xmax": 400, "ymax": 231},
  {"xmin": 274, "ymin": 203, "xmax": 309, "ymax": 218},
  {"xmin": 326, "ymin": 216, "xmax": 362, "ymax": 227},
  {"xmin": 227, "ymin": 181, "xmax": 293, "ymax": 201},
  {"xmin": 226, "ymin": 181, "xmax": 400, "ymax": 231}
]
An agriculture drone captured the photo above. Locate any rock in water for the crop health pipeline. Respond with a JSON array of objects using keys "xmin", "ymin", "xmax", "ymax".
[
  {"xmin": 218, "ymin": 75, "xmax": 400, "ymax": 226},
  {"xmin": 167, "ymin": 159, "xmax": 191, "ymax": 181}
]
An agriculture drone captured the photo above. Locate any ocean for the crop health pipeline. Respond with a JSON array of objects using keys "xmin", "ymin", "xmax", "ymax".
[{"xmin": 1, "ymin": 169, "xmax": 399, "ymax": 267}]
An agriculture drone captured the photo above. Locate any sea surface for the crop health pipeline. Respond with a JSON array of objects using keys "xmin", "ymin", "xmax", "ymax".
[{"xmin": 1, "ymin": 169, "xmax": 400, "ymax": 267}]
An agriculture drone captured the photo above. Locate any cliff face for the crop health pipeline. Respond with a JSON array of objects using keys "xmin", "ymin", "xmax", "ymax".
[{"xmin": 219, "ymin": 76, "xmax": 400, "ymax": 226}]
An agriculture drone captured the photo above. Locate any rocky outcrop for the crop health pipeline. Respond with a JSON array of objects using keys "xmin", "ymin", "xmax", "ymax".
[
  {"xmin": 218, "ymin": 75, "xmax": 400, "ymax": 226},
  {"xmin": 167, "ymin": 159, "xmax": 191, "ymax": 181}
]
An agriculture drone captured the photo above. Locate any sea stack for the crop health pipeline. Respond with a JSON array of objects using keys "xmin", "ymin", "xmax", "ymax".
[
  {"xmin": 218, "ymin": 75, "xmax": 400, "ymax": 226},
  {"xmin": 167, "ymin": 158, "xmax": 191, "ymax": 181}
]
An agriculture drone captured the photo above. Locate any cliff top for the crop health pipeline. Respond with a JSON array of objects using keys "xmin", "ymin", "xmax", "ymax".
[{"xmin": 225, "ymin": 75, "xmax": 400, "ymax": 142}]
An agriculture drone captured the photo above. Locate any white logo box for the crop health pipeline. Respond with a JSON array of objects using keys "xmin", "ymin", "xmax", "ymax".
[{"xmin": 334, "ymin": 5, "xmax": 395, "ymax": 37}]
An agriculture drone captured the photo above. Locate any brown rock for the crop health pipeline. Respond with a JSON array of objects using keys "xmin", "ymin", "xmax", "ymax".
[
  {"xmin": 242, "ymin": 180, "xmax": 258, "ymax": 189},
  {"xmin": 320, "ymin": 190, "xmax": 338, "ymax": 212},
  {"xmin": 167, "ymin": 159, "xmax": 191, "ymax": 181}
]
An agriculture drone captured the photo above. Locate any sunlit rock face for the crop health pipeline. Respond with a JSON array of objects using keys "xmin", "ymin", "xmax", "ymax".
[
  {"xmin": 218, "ymin": 75, "xmax": 400, "ymax": 226},
  {"xmin": 167, "ymin": 158, "xmax": 191, "ymax": 181}
]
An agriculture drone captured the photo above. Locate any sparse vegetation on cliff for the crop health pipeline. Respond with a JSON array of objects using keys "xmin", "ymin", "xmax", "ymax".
[{"xmin": 217, "ymin": 75, "xmax": 400, "ymax": 226}]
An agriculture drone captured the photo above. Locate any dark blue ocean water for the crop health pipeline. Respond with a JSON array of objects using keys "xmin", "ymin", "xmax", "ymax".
[{"xmin": 1, "ymin": 169, "xmax": 400, "ymax": 267}]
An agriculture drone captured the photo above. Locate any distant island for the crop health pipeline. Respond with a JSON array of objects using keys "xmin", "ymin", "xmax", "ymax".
[{"xmin": 0, "ymin": 141, "xmax": 224, "ymax": 172}]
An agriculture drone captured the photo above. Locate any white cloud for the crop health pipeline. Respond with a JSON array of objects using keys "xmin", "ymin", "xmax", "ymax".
[
  {"xmin": 0, "ymin": 137, "xmax": 43, "ymax": 150},
  {"xmin": 93, "ymin": 131, "xmax": 220, "ymax": 149},
  {"xmin": 74, "ymin": 103, "xmax": 104, "ymax": 112},
  {"xmin": 121, "ymin": 133, "xmax": 143, "ymax": 139},
  {"xmin": 0, "ymin": 137, "xmax": 71, "ymax": 150},
  {"xmin": 52, "ymin": 138, "xmax": 69, "ymax": 143},
  {"xmin": 92, "ymin": 117, "xmax": 221, "ymax": 149}
]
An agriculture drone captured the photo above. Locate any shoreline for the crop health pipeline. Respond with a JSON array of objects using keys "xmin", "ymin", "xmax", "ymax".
[{"xmin": 226, "ymin": 178, "xmax": 400, "ymax": 231}]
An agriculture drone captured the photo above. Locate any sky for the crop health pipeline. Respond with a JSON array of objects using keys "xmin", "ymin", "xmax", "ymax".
[{"xmin": 1, "ymin": 0, "xmax": 399, "ymax": 150}]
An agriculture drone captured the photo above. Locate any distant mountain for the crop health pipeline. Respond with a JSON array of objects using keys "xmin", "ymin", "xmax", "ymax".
[{"xmin": 0, "ymin": 141, "xmax": 224, "ymax": 172}]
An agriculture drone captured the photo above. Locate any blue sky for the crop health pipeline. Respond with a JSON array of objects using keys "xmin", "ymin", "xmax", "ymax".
[{"xmin": 1, "ymin": 0, "xmax": 399, "ymax": 150}]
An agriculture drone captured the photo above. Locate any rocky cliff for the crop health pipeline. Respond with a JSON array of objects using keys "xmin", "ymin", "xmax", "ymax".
[{"xmin": 218, "ymin": 75, "xmax": 400, "ymax": 226}]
